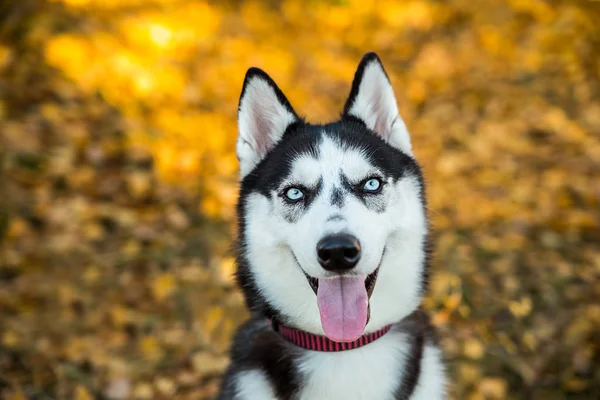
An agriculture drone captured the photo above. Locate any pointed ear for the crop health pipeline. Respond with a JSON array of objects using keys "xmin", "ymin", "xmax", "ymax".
[
  {"xmin": 237, "ymin": 68, "xmax": 300, "ymax": 178},
  {"xmin": 343, "ymin": 53, "xmax": 412, "ymax": 155}
]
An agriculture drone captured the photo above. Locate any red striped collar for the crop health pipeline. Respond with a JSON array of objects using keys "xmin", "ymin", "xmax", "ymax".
[{"xmin": 271, "ymin": 319, "xmax": 392, "ymax": 352}]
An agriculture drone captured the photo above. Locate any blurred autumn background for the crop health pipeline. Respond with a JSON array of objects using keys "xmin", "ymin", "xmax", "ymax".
[{"xmin": 1, "ymin": 0, "xmax": 599, "ymax": 398}]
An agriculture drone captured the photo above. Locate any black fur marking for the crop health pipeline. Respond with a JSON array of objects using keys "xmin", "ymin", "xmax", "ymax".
[
  {"xmin": 330, "ymin": 186, "xmax": 345, "ymax": 207},
  {"xmin": 218, "ymin": 317, "xmax": 300, "ymax": 399},
  {"xmin": 327, "ymin": 213, "xmax": 344, "ymax": 222},
  {"xmin": 241, "ymin": 118, "xmax": 415, "ymax": 200},
  {"xmin": 241, "ymin": 124, "xmax": 321, "ymax": 198},
  {"xmin": 339, "ymin": 172, "xmax": 387, "ymax": 213},
  {"xmin": 395, "ymin": 339, "xmax": 424, "ymax": 400},
  {"xmin": 367, "ymin": 195, "xmax": 387, "ymax": 213},
  {"xmin": 393, "ymin": 310, "xmax": 439, "ymax": 399},
  {"xmin": 282, "ymin": 179, "xmax": 323, "ymax": 223}
]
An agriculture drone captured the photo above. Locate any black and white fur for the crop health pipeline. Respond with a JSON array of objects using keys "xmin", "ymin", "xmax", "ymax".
[{"xmin": 219, "ymin": 53, "xmax": 447, "ymax": 399}]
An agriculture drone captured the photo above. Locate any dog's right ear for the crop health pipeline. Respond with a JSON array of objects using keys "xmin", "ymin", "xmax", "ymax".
[{"xmin": 237, "ymin": 68, "xmax": 300, "ymax": 178}]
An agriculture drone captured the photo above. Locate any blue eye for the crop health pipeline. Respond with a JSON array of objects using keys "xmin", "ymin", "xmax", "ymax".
[
  {"xmin": 285, "ymin": 187, "xmax": 304, "ymax": 201},
  {"xmin": 363, "ymin": 178, "xmax": 382, "ymax": 192}
]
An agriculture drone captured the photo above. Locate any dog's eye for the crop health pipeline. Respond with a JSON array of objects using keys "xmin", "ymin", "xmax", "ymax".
[
  {"xmin": 363, "ymin": 178, "xmax": 382, "ymax": 193},
  {"xmin": 285, "ymin": 187, "xmax": 304, "ymax": 201}
]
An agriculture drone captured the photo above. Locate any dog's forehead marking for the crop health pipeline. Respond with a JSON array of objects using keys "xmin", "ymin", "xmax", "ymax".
[
  {"xmin": 288, "ymin": 155, "xmax": 321, "ymax": 187},
  {"xmin": 287, "ymin": 133, "xmax": 377, "ymax": 188},
  {"xmin": 319, "ymin": 135, "xmax": 376, "ymax": 182}
]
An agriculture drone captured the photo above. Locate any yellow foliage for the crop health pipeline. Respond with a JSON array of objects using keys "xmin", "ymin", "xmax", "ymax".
[
  {"xmin": 464, "ymin": 338, "xmax": 485, "ymax": 360},
  {"xmin": 7, "ymin": 390, "xmax": 27, "ymax": 400},
  {"xmin": 2, "ymin": 331, "xmax": 19, "ymax": 348},
  {"xmin": 204, "ymin": 306, "xmax": 224, "ymax": 338},
  {"xmin": 140, "ymin": 336, "xmax": 163, "ymax": 361},
  {"xmin": 0, "ymin": 44, "xmax": 13, "ymax": 70},
  {"xmin": 477, "ymin": 378, "xmax": 508, "ymax": 399},
  {"xmin": 509, "ymin": 296, "xmax": 533, "ymax": 318},
  {"xmin": 152, "ymin": 273, "xmax": 176, "ymax": 301},
  {"xmin": 74, "ymin": 386, "xmax": 94, "ymax": 400},
  {"xmin": 133, "ymin": 382, "xmax": 154, "ymax": 399},
  {"xmin": 154, "ymin": 377, "xmax": 176, "ymax": 396},
  {"xmin": 1, "ymin": 0, "xmax": 599, "ymax": 399},
  {"xmin": 218, "ymin": 257, "xmax": 237, "ymax": 285}
]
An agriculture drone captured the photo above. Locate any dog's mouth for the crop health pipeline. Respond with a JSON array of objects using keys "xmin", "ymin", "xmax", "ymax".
[
  {"xmin": 292, "ymin": 248, "xmax": 385, "ymax": 343},
  {"xmin": 302, "ymin": 267, "xmax": 380, "ymax": 343},
  {"xmin": 303, "ymin": 267, "xmax": 379, "ymax": 298}
]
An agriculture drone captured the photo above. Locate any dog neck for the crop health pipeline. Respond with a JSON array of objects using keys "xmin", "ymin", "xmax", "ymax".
[{"xmin": 270, "ymin": 319, "xmax": 392, "ymax": 352}]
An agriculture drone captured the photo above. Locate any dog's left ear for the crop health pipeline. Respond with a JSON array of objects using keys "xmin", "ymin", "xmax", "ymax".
[{"xmin": 343, "ymin": 53, "xmax": 412, "ymax": 155}]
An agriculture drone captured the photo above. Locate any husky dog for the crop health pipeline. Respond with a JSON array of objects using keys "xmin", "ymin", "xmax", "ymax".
[{"xmin": 218, "ymin": 53, "xmax": 446, "ymax": 399}]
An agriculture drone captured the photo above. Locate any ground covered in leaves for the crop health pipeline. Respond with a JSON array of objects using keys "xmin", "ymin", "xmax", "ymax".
[{"xmin": 1, "ymin": 0, "xmax": 599, "ymax": 399}]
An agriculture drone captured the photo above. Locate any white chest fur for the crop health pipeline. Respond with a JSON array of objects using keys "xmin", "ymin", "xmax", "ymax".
[
  {"xmin": 297, "ymin": 328, "xmax": 439, "ymax": 400},
  {"xmin": 234, "ymin": 329, "xmax": 446, "ymax": 400}
]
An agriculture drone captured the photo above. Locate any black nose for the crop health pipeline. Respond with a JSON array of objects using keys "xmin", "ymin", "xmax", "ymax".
[{"xmin": 316, "ymin": 234, "xmax": 361, "ymax": 272}]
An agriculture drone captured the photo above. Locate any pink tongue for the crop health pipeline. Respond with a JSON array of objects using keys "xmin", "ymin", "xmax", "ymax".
[{"xmin": 317, "ymin": 275, "xmax": 368, "ymax": 342}]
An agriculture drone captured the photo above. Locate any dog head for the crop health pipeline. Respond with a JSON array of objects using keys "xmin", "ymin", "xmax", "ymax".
[{"xmin": 235, "ymin": 53, "xmax": 429, "ymax": 342}]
